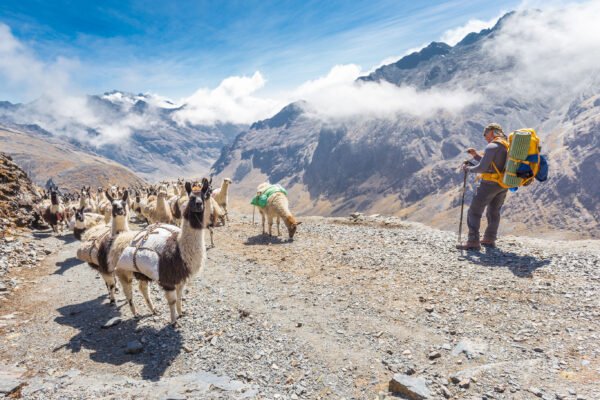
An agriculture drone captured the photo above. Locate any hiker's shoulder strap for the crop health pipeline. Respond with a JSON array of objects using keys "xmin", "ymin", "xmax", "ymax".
[{"xmin": 491, "ymin": 137, "xmax": 509, "ymax": 149}]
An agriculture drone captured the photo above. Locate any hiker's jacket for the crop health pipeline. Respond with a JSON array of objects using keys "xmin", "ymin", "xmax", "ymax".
[{"xmin": 467, "ymin": 142, "xmax": 508, "ymax": 175}]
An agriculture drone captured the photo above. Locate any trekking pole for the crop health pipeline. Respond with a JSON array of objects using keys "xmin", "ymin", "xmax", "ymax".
[
  {"xmin": 457, "ymin": 160, "xmax": 474, "ymax": 245},
  {"xmin": 458, "ymin": 169, "xmax": 468, "ymax": 245}
]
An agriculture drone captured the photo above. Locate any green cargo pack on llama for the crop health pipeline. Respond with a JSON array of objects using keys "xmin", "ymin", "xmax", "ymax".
[{"xmin": 250, "ymin": 184, "xmax": 287, "ymax": 208}]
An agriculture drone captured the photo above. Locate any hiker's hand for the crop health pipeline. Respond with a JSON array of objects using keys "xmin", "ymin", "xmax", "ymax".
[
  {"xmin": 461, "ymin": 163, "xmax": 471, "ymax": 172},
  {"xmin": 466, "ymin": 148, "xmax": 478, "ymax": 157}
]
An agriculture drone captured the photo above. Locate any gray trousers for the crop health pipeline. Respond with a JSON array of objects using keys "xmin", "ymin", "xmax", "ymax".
[{"xmin": 467, "ymin": 181, "xmax": 508, "ymax": 242}]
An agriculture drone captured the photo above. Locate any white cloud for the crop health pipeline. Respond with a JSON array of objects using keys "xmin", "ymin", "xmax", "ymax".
[
  {"xmin": 294, "ymin": 72, "xmax": 478, "ymax": 120},
  {"xmin": 173, "ymin": 72, "xmax": 284, "ymax": 125},
  {"xmin": 293, "ymin": 64, "xmax": 362, "ymax": 97},
  {"xmin": 484, "ymin": 1, "xmax": 600, "ymax": 98},
  {"xmin": 4, "ymin": 1, "xmax": 599, "ymax": 141},
  {"xmin": 173, "ymin": 63, "xmax": 479, "ymax": 125},
  {"xmin": 0, "ymin": 23, "xmax": 158, "ymax": 145}
]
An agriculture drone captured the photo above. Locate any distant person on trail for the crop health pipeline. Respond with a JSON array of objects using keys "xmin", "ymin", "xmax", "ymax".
[{"xmin": 456, "ymin": 123, "xmax": 508, "ymax": 250}]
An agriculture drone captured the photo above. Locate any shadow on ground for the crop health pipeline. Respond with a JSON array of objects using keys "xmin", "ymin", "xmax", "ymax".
[
  {"xmin": 460, "ymin": 246, "xmax": 552, "ymax": 278},
  {"xmin": 244, "ymin": 234, "xmax": 292, "ymax": 246},
  {"xmin": 33, "ymin": 231, "xmax": 77, "ymax": 245},
  {"xmin": 54, "ymin": 256, "xmax": 84, "ymax": 275},
  {"xmin": 55, "ymin": 296, "xmax": 182, "ymax": 381}
]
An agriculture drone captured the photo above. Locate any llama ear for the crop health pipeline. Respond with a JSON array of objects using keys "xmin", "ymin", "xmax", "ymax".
[
  {"xmin": 185, "ymin": 182, "xmax": 192, "ymax": 195},
  {"xmin": 105, "ymin": 190, "xmax": 114, "ymax": 203},
  {"xmin": 122, "ymin": 190, "xmax": 129, "ymax": 202},
  {"xmin": 201, "ymin": 178, "xmax": 209, "ymax": 191}
]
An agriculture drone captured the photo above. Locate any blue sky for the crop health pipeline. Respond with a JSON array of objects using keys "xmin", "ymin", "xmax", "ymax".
[{"xmin": 0, "ymin": 0, "xmax": 521, "ymax": 101}]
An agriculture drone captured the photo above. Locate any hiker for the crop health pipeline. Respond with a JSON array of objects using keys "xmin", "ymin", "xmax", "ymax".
[{"xmin": 456, "ymin": 123, "xmax": 508, "ymax": 250}]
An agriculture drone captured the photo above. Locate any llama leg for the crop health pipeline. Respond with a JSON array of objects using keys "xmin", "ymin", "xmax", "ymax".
[
  {"xmin": 261, "ymin": 212, "xmax": 266, "ymax": 235},
  {"xmin": 224, "ymin": 206, "xmax": 229, "ymax": 221},
  {"xmin": 117, "ymin": 270, "xmax": 137, "ymax": 317},
  {"xmin": 276, "ymin": 216, "xmax": 281, "ymax": 236},
  {"xmin": 139, "ymin": 280, "xmax": 157, "ymax": 314},
  {"xmin": 101, "ymin": 273, "xmax": 117, "ymax": 304},
  {"xmin": 176, "ymin": 284, "xmax": 185, "ymax": 317},
  {"xmin": 210, "ymin": 227, "xmax": 215, "ymax": 247},
  {"xmin": 164, "ymin": 290, "xmax": 178, "ymax": 325},
  {"xmin": 267, "ymin": 215, "xmax": 273, "ymax": 236}
]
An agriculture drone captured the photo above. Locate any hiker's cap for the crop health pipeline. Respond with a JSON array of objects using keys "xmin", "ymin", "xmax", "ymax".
[{"xmin": 483, "ymin": 123, "xmax": 504, "ymax": 137}]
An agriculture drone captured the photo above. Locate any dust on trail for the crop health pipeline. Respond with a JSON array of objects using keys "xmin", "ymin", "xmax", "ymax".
[{"xmin": 1, "ymin": 215, "xmax": 599, "ymax": 399}]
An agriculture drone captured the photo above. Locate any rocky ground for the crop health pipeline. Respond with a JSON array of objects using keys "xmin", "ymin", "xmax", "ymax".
[{"xmin": 0, "ymin": 213, "xmax": 599, "ymax": 399}]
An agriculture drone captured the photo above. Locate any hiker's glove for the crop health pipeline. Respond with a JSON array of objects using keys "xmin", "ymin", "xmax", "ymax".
[{"xmin": 461, "ymin": 164, "xmax": 470, "ymax": 172}]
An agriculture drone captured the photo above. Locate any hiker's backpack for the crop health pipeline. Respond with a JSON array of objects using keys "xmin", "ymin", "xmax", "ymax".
[{"xmin": 481, "ymin": 128, "xmax": 548, "ymax": 189}]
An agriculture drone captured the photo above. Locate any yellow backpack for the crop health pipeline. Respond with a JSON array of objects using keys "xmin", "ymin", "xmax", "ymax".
[{"xmin": 480, "ymin": 128, "xmax": 542, "ymax": 189}]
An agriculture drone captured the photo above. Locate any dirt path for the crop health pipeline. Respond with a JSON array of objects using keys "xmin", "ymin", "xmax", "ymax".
[{"xmin": 1, "ymin": 215, "xmax": 599, "ymax": 399}]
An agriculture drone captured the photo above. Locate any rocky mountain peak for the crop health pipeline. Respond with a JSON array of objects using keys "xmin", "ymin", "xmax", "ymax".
[{"xmin": 250, "ymin": 101, "xmax": 307, "ymax": 130}]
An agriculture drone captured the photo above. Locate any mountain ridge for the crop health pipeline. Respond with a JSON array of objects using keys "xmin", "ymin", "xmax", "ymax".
[{"xmin": 210, "ymin": 10, "xmax": 599, "ymax": 239}]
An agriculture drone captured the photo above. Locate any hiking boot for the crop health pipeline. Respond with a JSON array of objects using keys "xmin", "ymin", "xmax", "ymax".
[
  {"xmin": 481, "ymin": 238, "xmax": 496, "ymax": 247},
  {"xmin": 456, "ymin": 241, "xmax": 481, "ymax": 251}
]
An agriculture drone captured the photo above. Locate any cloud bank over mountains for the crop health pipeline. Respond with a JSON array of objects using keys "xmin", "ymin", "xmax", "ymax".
[{"xmin": 1, "ymin": 1, "xmax": 600, "ymax": 145}]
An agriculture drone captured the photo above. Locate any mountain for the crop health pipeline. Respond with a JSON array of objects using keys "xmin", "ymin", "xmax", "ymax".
[
  {"xmin": 0, "ymin": 91, "xmax": 246, "ymax": 181},
  {"xmin": 211, "ymin": 11, "xmax": 599, "ymax": 239},
  {"xmin": 0, "ymin": 126, "xmax": 145, "ymax": 191}
]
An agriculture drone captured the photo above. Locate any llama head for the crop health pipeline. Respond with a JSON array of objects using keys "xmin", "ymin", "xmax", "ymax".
[
  {"xmin": 106, "ymin": 190, "xmax": 129, "ymax": 218},
  {"xmin": 286, "ymin": 217, "xmax": 302, "ymax": 239},
  {"xmin": 75, "ymin": 207, "xmax": 85, "ymax": 222},
  {"xmin": 184, "ymin": 180, "xmax": 212, "ymax": 229}
]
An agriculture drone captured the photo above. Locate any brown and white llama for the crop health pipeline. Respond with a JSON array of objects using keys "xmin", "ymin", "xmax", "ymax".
[
  {"xmin": 257, "ymin": 183, "xmax": 301, "ymax": 239},
  {"xmin": 111, "ymin": 179, "xmax": 212, "ymax": 325},
  {"xmin": 76, "ymin": 190, "xmax": 155, "ymax": 311},
  {"xmin": 72, "ymin": 208, "xmax": 105, "ymax": 240},
  {"xmin": 211, "ymin": 178, "xmax": 232, "ymax": 221},
  {"xmin": 42, "ymin": 190, "xmax": 66, "ymax": 234}
]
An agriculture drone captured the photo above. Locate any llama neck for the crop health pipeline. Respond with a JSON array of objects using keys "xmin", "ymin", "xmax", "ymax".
[
  {"xmin": 177, "ymin": 219, "xmax": 206, "ymax": 276},
  {"xmin": 80, "ymin": 198, "xmax": 86, "ymax": 208},
  {"xmin": 221, "ymin": 182, "xmax": 230, "ymax": 196},
  {"xmin": 112, "ymin": 215, "xmax": 130, "ymax": 235},
  {"xmin": 75, "ymin": 220, "xmax": 85, "ymax": 229},
  {"xmin": 156, "ymin": 196, "xmax": 170, "ymax": 215}
]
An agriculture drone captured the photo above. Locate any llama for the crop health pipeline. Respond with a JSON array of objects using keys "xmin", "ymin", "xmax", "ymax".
[
  {"xmin": 42, "ymin": 190, "xmax": 65, "ymax": 234},
  {"xmin": 76, "ymin": 190, "xmax": 155, "ymax": 310},
  {"xmin": 173, "ymin": 181, "xmax": 220, "ymax": 247},
  {"xmin": 97, "ymin": 188, "xmax": 115, "ymax": 224},
  {"xmin": 112, "ymin": 179, "xmax": 212, "ymax": 325},
  {"xmin": 256, "ymin": 184, "xmax": 301, "ymax": 239},
  {"xmin": 170, "ymin": 190, "xmax": 188, "ymax": 226},
  {"xmin": 76, "ymin": 190, "xmax": 129, "ymax": 304},
  {"xmin": 144, "ymin": 186, "xmax": 173, "ymax": 224},
  {"xmin": 211, "ymin": 178, "xmax": 232, "ymax": 221},
  {"xmin": 72, "ymin": 208, "xmax": 105, "ymax": 240},
  {"xmin": 79, "ymin": 186, "xmax": 93, "ymax": 212},
  {"xmin": 131, "ymin": 190, "xmax": 148, "ymax": 222}
]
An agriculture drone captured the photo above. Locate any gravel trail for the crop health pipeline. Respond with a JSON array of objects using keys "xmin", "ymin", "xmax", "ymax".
[{"xmin": 1, "ymin": 214, "xmax": 599, "ymax": 399}]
